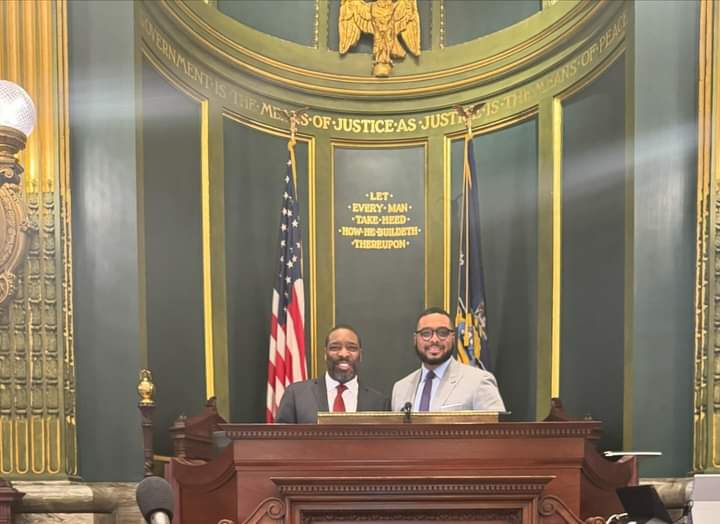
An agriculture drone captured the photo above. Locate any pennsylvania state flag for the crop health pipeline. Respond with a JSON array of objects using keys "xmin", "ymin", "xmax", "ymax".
[{"xmin": 455, "ymin": 134, "xmax": 491, "ymax": 371}]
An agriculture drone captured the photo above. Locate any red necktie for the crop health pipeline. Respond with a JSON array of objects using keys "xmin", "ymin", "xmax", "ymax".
[{"xmin": 333, "ymin": 384, "xmax": 347, "ymax": 412}]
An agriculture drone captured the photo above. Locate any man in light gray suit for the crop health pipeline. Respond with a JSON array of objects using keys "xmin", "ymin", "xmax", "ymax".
[
  {"xmin": 392, "ymin": 307, "xmax": 505, "ymax": 412},
  {"xmin": 276, "ymin": 324, "xmax": 390, "ymax": 423}
]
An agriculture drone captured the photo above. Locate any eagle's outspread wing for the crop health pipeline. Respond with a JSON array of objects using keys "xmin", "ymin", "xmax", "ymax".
[
  {"xmin": 339, "ymin": 0, "xmax": 373, "ymax": 54},
  {"xmin": 393, "ymin": 0, "xmax": 421, "ymax": 58}
]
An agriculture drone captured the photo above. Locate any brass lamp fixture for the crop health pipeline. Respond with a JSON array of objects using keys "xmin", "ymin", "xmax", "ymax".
[{"xmin": 0, "ymin": 80, "xmax": 37, "ymax": 304}]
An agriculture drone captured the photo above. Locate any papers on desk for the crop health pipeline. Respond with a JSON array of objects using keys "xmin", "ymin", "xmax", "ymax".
[{"xmin": 603, "ymin": 451, "xmax": 662, "ymax": 457}]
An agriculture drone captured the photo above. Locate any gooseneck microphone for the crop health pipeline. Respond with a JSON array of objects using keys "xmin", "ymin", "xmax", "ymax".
[
  {"xmin": 136, "ymin": 476, "xmax": 174, "ymax": 524},
  {"xmin": 401, "ymin": 401, "xmax": 413, "ymax": 423}
]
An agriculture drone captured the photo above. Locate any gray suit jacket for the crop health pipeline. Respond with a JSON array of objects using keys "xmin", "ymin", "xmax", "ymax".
[
  {"xmin": 391, "ymin": 358, "xmax": 505, "ymax": 412},
  {"xmin": 276, "ymin": 376, "xmax": 390, "ymax": 423}
]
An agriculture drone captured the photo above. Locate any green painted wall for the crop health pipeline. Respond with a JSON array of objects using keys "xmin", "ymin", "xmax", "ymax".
[
  {"xmin": 224, "ymin": 121, "xmax": 310, "ymax": 423},
  {"xmin": 632, "ymin": 0, "xmax": 698, "ymax": 477},
  {"xmin": 443, "ymin": 0, "xmax": 540, "ymax": 46},
  {"xmin": 561, "ymin": 58, "xmax": 626, "ymax": 452},
  {"xmin": 334, "ymin": 146, "xmax": 426, "ymax": 395},
  {"xmin": 141, "ymin": 60, "xmax": 206, "ymax": 455},
  {"xmin": 69, "ymin": 0, "xmax": 143, "ymax": 481},
  {"xmin": 218, "ymin": 0, "xmax": 316, "ymax": 46},
  {"xmin": 450, "ymin": 120, "xmax": 539, "ymax": 422}
]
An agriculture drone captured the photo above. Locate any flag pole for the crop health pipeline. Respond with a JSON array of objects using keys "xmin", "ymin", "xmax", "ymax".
[
  {"xmin": 283, "ymin": 107, "xmax": 309, "ymax": 189},
  {"xmin": 453, "ymin": 102, "xmax": 485, "ymax": 365},
  {"xmin": 283, "ymin": 107, "xmax": 309, "ymax": 274},
  {"xmin": 266, "ymin": 108, "xmax": 311, "ymax": 422},
  {"xmin": 454, "ymin": 102, "xmax": 485, "ymax": 364}
]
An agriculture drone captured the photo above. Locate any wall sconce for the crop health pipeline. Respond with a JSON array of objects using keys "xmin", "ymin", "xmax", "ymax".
[{"xmin": 0, "ymin": 80, "xmax": 37, "ymax": 304}]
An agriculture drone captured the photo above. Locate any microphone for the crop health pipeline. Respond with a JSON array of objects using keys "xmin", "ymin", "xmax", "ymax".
[
  {"xmin": 136, "ymin": 476, "xmax": 174, "ymax": 524},
  {"xmin": 401, "ymin": 401, "xmax": 412, "ymax": 423}
]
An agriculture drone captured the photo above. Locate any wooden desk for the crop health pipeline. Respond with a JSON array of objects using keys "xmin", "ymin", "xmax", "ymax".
[{"xmin": 166, "ymin": 421, "xmax": 632, "ymax": 524}]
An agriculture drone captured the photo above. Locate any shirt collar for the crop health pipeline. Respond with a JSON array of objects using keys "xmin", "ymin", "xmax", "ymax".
[
  {"xmin": 421, "ymin": 357, "xmax": 452, "ymax": 382},
  {"xmin": 325, "ymin": 372, "xmax": 359, "ymax": 392}
]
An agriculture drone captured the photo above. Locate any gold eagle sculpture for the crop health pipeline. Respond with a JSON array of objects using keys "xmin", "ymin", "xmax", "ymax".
[{"xmin": 339, "ymin": 0, "xmax": 421, "ymax": 77}]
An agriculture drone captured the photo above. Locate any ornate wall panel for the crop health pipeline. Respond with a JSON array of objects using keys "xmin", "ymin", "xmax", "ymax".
[
  {"xmin": 448, "ymin": 120, "xmax": 538, "ymax": 422},
  {"xmin": 137, "ymin": 0, "xmax": 628, "ymax": 444},
  {"xmin": 333, "ymin": 144, "xmax": 426, "ymax": 393},
  {"xmin": 0, "ymin": 0, "xmax": 75, "ymax": 478}
]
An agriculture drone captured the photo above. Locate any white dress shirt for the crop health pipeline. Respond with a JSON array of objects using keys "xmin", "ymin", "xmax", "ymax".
[{"xmin": 325, "ymin": 372, "xmax": 359, "ymax": 412}]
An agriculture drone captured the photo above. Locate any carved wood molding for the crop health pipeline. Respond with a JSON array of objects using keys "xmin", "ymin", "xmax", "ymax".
[
  {"xmin": 235, "ymin": 497, "xmax": 285, "ymax": 524},
  {"xmin": 538, "ymin": 495, "xmax": 605, "ymax": 524},
  {"xmin": 299, "ymin": 508, "xmax": 521, "ymax": 524},
  {"xmin": 0, "ymin": 480, "xmax": 24, "ymax": 524},
  {"xmin": 272, "ymin": 476, "xmax": 555, "ymax": 497},
  {"xmin": 221, "ymin": 422, "xmax": 601, "ymax": 441}
]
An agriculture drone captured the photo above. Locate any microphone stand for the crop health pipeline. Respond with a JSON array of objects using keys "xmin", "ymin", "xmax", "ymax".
[{"xmin": 401, "ymin": 402, "xmax": 412, "ymax": 423}]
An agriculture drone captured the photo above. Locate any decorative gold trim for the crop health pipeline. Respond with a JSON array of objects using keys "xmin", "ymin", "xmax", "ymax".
[
  {"xmin": 307, "ymin": 138, "xmax": 318, "ymax": 376},
  {"xmin": 443, "ymin": 134, "xmax": 452, "ymax": 310},
  {"xmin": 551, "ymin": 97, "xmax": 562, "ymax": 398},
  {"xmin": 314, "ymin": 0, "xmax": 322, "ymax": 49},
  {"xmin": 622, "ymin": 7, "xmax": 635, "ymax": 450},
  {"xmin": 439, "ymin": 0, "xmax": 445, "ymax": 49},
  {"xmin": 201, "ymin": 100, "xmax": 215, "ymax": 400},
  {"xmin": 694, "ymin": 0, "xmax": 719, "ymax": 473},
  {"xmin": 151, "ymin": 0, "xmax": 610, "ymax": 98}
]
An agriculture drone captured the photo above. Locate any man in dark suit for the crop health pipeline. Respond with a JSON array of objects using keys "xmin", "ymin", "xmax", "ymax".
[{"xmin": 276, "ymin": 324, "xmax": 390, "ymax": 423}]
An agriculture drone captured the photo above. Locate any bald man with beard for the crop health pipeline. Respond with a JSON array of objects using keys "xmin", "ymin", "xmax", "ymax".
[{"xmin": 276, "ymin": 324, "xmax": 390, "ymax": 423}]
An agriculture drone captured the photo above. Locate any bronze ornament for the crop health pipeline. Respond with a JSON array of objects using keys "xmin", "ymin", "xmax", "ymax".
[{"xmin": 0, "ymin": 126, "xmax": 36, "ymax": 306}]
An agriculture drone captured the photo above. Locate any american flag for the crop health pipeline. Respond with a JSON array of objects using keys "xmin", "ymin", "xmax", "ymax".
[{"xmin": 266, "ymin": 148, "xmax": 307, "ymax": 422}]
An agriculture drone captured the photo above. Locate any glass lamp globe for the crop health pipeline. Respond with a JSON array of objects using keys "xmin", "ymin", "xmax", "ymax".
[{"xmin": 0, "ymin": 80, "xmax": 36, "ymax": 137}]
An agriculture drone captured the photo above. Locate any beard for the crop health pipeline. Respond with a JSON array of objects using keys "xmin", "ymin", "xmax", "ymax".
[
  {"xmin": 327, "ymin": 358, "xmax": 358, "ymax": 383},
  {"xmin": 414, "ymin": 343, "xmax": 454, "ymax": 366}
]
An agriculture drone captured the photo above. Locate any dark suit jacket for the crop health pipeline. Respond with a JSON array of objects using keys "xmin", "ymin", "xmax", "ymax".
[{"xmin": 275, "ymin": 376, "xmax": 390, "ymax": 423}]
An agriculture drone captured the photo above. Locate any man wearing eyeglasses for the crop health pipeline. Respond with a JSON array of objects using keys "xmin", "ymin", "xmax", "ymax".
[
  {"xmin": 391, "ymin": 307, "xmax": 505, "ymax": 413},
  {"xmin": 276, "ymin": 324, "xmax": 390, "ymax": 423}
]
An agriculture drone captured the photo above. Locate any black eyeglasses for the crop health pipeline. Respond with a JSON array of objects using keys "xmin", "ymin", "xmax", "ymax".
[{"xmin": 415, "ymin": 328, "xmax": 454, "ymax": 341}]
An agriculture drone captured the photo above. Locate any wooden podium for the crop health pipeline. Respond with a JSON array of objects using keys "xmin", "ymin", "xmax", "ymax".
[{"xmin": 166, "ymin": 413, "xmax": 634, "ymax": 524}]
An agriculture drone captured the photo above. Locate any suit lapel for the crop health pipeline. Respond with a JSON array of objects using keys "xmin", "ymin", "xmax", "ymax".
[
  {"xmin": 357, "ymin": 383, "xmax": 371, "ymax": 411},
  {"xmin": 432, "ymin": 359, "xmax": 461, "ymax": 410},
  {"xmin": 405, "ymin": 369, "xmax": 423, "ymax": 407},
  {"xmin": 312, "ymin": 376, "xmax": 329, "ymax": 412}
]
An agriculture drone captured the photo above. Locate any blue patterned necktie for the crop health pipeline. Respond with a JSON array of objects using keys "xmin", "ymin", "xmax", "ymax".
[{"xmin": 418, "ymin": 370, "xmax": 436, "ymax": 412}]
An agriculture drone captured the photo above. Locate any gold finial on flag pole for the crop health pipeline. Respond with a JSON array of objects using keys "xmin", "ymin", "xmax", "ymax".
[
  {"xmin": 454, "ymin": 102, "xmax": 485, "ymax": 138},
  {"xmin": 282, "ymin": 107, "xmax": 309, "ymax": 187},
  {"xmin": 283, "ymin": 107, "xmax": 309, "ymax": 146}
]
